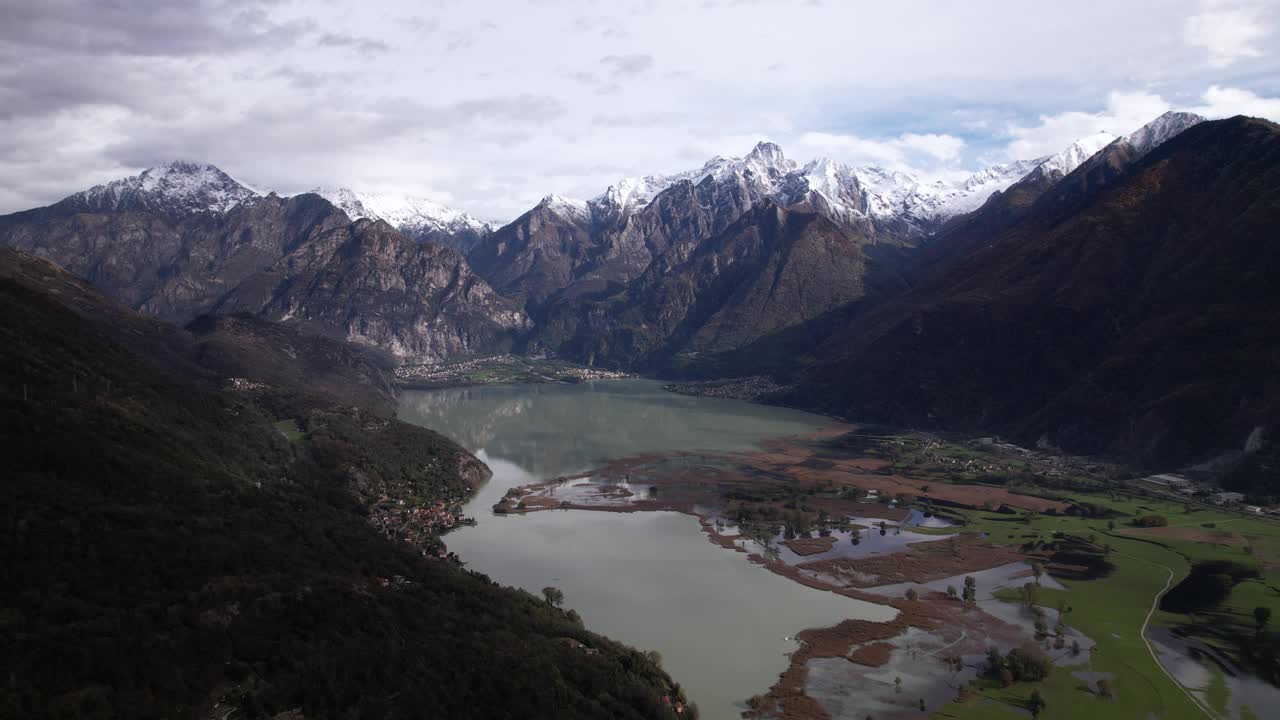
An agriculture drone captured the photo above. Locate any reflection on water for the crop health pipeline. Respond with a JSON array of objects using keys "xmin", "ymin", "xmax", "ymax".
[
  {"xmin": 399, "ymin": 379, "xmax": 897, "ymax": 720},
  {"xmin": 399, "ymin": 378, "xmax": 829, "ymax": 482}
]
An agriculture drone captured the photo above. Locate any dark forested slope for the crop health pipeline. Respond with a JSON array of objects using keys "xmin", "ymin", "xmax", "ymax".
[
  {"xmin": 791, "ymin": 117, "xmax": 1280, "ymax": 472},
  {"xmin": 0, "ymin": 248, "xmax": 683, "ymax": 720}
]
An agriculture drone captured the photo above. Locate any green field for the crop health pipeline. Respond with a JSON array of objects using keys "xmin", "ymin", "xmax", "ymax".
[
  {"xmin": 273, "ymin": 418, "xmax": 306, "ymax": 441},
  {"xmin": 932, "ymin": 490, "xmax": 1279, "ymax": 720}
]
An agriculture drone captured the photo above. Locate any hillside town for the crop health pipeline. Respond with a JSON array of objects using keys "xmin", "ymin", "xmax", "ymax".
[
  {"xmin": 367, "ymin": 494, "xmax": 475, "ymax": 561},
  {"xmin": 396, "ymin": 355, "xmax": 631, "ymax": 388}
]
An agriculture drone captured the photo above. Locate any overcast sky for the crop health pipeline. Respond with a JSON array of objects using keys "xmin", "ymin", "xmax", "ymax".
[{"xmin": 2, "ymin": 0, "xmax": 1278, "ymax": 220}]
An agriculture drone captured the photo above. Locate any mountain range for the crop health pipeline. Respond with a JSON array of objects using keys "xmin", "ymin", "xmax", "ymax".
[{"xmin": 6, "ymin": 109, "xmax": 1280, "ymax": 483}]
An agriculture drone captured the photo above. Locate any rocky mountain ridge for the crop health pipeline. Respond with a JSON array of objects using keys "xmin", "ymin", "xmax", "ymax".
[{"xmin": 0, "ymin": 191, "xmax": 527, "ymax": 362}]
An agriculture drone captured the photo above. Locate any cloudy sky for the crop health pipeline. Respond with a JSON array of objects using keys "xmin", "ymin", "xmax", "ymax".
[{"xmin": 1, "ymin": 0, "xmax": 1278, "ymax": 220}]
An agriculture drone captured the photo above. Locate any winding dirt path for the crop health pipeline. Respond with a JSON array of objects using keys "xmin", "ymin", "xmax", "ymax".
[{"xmin": 1119, "ymin": 549, "xmax": 1218, "ymax": 720}]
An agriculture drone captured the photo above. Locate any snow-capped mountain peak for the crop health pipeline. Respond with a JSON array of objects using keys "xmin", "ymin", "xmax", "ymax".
[
  {"xmin": 1126, "ymin": 111, "xmax": 1206, "ymax": 157},
  {"xmin": 509, "ymin": 110, "xmax": 1206, "ymax": 243},
  {"xmin": 536, "ymin": 193, "xmax": 593, "ymax": 222},
  {"xmin": 308, "ymin": 187, "xmax": 494, "ymax": 251},
  {"xmin": 745, "ymin": 141, "xmax": 789, "ymax": 170},
  {"xmin": 801, "ymin": 157, "xmax": 854, "ymax": 193},
  {"xmin": 568, "ymin": 132, "xmax": 1135, "ymax": 237},
  {"xmin": 70, "ymin": 161, "xmax": 262, "ymax": 215},
  {"xmin": 592, "ymin": 174, "xmax": 693, "ymax": 215},
  {"xmin": 1033, "ymin": 132, "xmax": 1120, "ymax": 179},
  {"xmin": 312, "ymin": 187, "xmax": 491, "ymax": 233}
]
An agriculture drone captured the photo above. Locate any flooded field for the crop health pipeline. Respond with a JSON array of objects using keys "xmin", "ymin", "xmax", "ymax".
[{"xmin": 399, "ymin": 379, "xmax": 898, "ymax": 719}]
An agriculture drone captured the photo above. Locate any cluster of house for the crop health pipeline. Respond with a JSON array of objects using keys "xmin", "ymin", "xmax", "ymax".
[
  {"xmin": 367, "ymin": 496, "xmax": 471, "ymax": 559},
  {"xmin": 225, "ymin": 376, "xmax": 268, "ymax": 392},
  {"xmin": 561, "ymin": 638, "xmax": 599, "ymax": 656},
  {"xmin": 971, "ymin": 437, "xmax": 1114, "ymax": 480},
  {"xmin": 1137, "ymin": 474, "xmax": 1278, "ymax": 516},
  {"xmin": 659, "ymin": 695, "xmax": 688, "ymax": 715},
  {"xmin": 373, "ymin": 574, "xmax": 415, "ymax": 589},
  {"xmin": 394, "ymin": 355, "xmax": 521, "ymax": 383},
  {"xmin": 557, "ymin": 366, "xmax": 631, "ymax": 381},
  {"xmin": 394, "ymin": 354, "xmax": 631, "ymax": 385}
]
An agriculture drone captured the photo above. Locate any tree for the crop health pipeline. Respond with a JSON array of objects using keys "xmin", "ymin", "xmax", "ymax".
[
  {"xmin": 919, "ymin": 698, "xmax": 926, "ymax": 711},
  {"xmin": 1096, "ymin": 678, "xmax": 1113, "ymax": 699},
  {"xmin": 1021, "ymin": 582, "xmax": 1040, "ymax": 608},
  {"xmin": 541, "ymin": 586, "xmax": 564, "ymax": 607},
  {"xmin": 1133, "ymin": 514, "xmax": 1169, "ymax": 528},
  {"xmin": 905, "ymin": 588, "xmax": 919, "ymax": 601},
  {"xmin": 1033, "ymin": 614, "xmax": 1049, "ymax": 638},
  {"xmin": 986, "ymin": 646, "xmax": 1003, "ymax": 673},
  {"xmin": 963, "ymin": 575, "xmax": 978, "ymax": 606},
  {"xmin": 1001, "ymin": 642, "xmax": 1052, "ymax": 682},
  {"xmin": 1030, "ymin": 561, "xmax": 1044, "ymax": 584},
  {"xmin": 947, "ymin": 585, "xmax": 958, "ymax": 600},
  {"xmin": 894, "ymin": 676, "xmax": 902, "ymax": 693},
  {"xmin": 1028, "ymin": 689, "xmax": 1046, "ymax": 717},
  {"xmin": 1107, "ymin": 519, "xmax": 1116, "ymax": 531},
  {"xmin": 1255, "ymin": 606, "xmax": 1272, "ymax": 634}
]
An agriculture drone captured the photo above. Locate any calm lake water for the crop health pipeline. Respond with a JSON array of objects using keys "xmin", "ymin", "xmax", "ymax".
[{"xmin": 399, "ymin": 379, "xmax": 897, "ymax": 719}]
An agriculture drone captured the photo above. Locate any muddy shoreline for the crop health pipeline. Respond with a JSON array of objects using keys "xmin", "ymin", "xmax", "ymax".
[{"xmin": 489, "ymin": 425, "xmax": 1074, "ymax": 719}]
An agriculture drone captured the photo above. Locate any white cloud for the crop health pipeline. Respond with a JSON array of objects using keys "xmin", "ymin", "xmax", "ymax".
[
  {"xmin": 1004, "ymin": 91, "xmax": 1171, "ymax": 160},
  {"xmin": 1185, "ymin": 0, "xmax": 1270, "ymax": 68},
  {"xmin": 896, "ymin": 133, "xmax": 967, "ymax": 162},
  {"xmin": 1000, "ymin": 85, "xmax": 1280, "ymax": 164},
  {"xmin": 1, "ymin": 0, "xmax": 1279, "ymax": 219},
  {"xmin": 1192, "ymin": 85, "xmax": 1280, "ymax": 120},
  {"xmin": 794, "ymin": 131, "xmax": 966, "ymax": 172}
]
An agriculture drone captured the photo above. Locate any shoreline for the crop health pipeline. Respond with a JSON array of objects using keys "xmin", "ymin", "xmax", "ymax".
[{"xmin": 485, "ymin": 426, "xmax": 1080, "ymax": 719}]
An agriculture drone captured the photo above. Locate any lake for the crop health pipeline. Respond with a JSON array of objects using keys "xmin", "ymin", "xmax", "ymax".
[{"xmin": 399, "ymin": 379, "xmax": 897, "ymax": 719}]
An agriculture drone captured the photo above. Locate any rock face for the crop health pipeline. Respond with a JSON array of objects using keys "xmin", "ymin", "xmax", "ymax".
[
  {"xmin": 467, "ymin": 133, "xmax": 1170, "ymax": 319},
  {"xmin": 535, "ymin": 202, "xmax": 916, "ymax": 372},
  {"xmin": 0, "ymin": 165, "xmax": 527, "ymax": 362},
  {"xmin": 792, "ymin": 117, "xmax": 1280, "ymax": 467},
  {"xmin": 212, "ymin": 218, "xmax": 528, "ymax": 361},
  {"xmin": 0, "ymin": 246, "xmax": 400, "ymax": 415}
]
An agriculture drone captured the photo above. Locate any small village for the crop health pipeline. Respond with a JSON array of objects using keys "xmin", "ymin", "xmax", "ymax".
[
  {"xmin": 367, "ymin": 493, "xmax": 475, "ymax": 562},
  {"xmin": 395, "ymin": 354, "xmax": 631, "ymax": 387}
]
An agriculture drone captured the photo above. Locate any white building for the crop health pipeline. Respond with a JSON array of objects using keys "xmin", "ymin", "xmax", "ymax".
[{"xmin": 1214, "ymin": 491, "xmax": 1245, "ymax": 505}]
